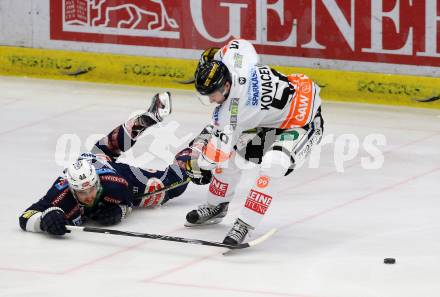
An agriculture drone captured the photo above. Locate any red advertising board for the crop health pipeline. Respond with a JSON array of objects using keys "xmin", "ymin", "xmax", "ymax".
[{"xmin": 51, "ymin": 0, "xmax": 440, "ymax": 67}]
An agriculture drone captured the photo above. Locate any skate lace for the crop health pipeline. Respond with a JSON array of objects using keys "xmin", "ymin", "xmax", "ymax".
[
  {"xmin": 227, "ymin": 221, "xmax": 248, "ymax": 242},
  {"xmin": 197, "ymin": 205, "xmax": 219, "ymax": 218}
]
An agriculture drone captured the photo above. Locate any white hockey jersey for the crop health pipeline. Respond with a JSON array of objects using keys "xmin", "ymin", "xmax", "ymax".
[{"xmin": 202, "ymin": 39, "xmax": 322, "ymax": 165}]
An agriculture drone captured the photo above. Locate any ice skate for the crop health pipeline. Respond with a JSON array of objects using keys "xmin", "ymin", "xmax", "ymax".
[
  {"xmin": 128, "ymin": 92, "xmax": 172, "ymax": 139},
  {"xmin": 142, "ymin": 91, "xmax": 172, "ymax": 124},
  {"xmin": 185, "ymin": 202, "xmax": 229, "ymax": 227},
  {"xmin": 222, "ymin": 218, "xmax": 253, "ymax": 245}
]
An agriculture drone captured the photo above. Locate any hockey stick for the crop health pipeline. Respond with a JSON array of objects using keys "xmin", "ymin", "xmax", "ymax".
[
  {"xmin": 66, "ymin": 225, "xmax": 277, "ymax": 250},
  {"xmin": 412, "ymin": 95, "xmax": 440, "ymax": 103},
  {"xmin": 173, "ymin": 78, "xmax": 195, "ymax": 85}
]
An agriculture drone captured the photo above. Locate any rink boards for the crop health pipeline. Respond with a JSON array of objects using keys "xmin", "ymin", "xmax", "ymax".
[{"xmin": 1, "ymin": 46, "xmax": 439, "ymax": 109}]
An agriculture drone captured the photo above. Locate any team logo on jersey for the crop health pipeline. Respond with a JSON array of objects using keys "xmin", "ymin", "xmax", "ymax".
[
  {"xmin": 209, "ymin": 177, "xmax": 228, "ymax": 197},
  {"xmin": 301, "ymin": 81, "xmax": 312, "ymax": 93},
  {"xmin": 245, "ymin": 189, "xmax": 272, "ymax": 215},
  {"xmin": 239, "ymin": 77, "xmax": 247, "ymax": 85},
  {"xmin": 55, "ymin": 178, "xmax": 69, "ymax": 190},
  {"xmin": 246, "ymin": 69, "xmax": 259, "ymax": 106},
  {"xmin": 140, "ymin": 178, "xmax": 165, "ymax": 208}
]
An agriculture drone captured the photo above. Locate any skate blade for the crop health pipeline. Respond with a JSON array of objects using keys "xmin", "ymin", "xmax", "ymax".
[{"xmin": 184, "ymin": 218, "xmax": 223, "ymax": 227}]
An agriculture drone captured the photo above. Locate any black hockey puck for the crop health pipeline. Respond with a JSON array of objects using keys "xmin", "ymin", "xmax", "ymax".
[{"xmin": 384, "ymin": 258, "xmax": 396, "ymax": 264}]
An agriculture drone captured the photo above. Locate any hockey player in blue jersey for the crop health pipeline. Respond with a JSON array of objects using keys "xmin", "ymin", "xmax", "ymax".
[{"xmin": 19, "ymin": 92, "xmax": 198, "ymax": 236}]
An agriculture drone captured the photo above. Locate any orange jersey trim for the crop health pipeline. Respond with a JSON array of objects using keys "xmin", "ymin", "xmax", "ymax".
[
  {"xmin": 203, "ymin": 141, "xmax": 232, "ymax": 163},
  {"xmin": 279, "ymin": 74, "xmax": 314, "ymax": 129}
]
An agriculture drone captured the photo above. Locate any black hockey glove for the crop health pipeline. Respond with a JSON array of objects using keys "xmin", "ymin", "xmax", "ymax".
[
  {"xmin": 199, "ymin": 47, "xmax": 220, "ymax": 65},
  {"xmin": 40, "ymin": 207, "xmax": 69, "ymax": 236},
  {"xmin": 185, "ymin": 158, "xmax": 213, "ymax": 185},
  {"xmin": 90, "ymin": 204, "xmax": 130, "ymax": 226},
  {"xmin": 195, "ymin": 47, "xmax": 220, "ymax": 78}
]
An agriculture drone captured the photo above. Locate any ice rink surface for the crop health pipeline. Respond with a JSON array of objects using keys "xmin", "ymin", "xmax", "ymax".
[{"xmin": 0, "ymin": 76, "xmax": 439, "ymax": 297}]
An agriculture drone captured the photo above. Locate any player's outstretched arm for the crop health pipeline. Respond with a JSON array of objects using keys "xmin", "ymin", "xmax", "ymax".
[
  {"xmin": 19, "ymin": 177, "xmax": 80, "ymax": 236},
  {"xmin": 19, "ymin": 206, "xmax": 69, "ymax": 236}
]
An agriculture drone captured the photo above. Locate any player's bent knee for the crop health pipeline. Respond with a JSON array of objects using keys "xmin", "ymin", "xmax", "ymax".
[{"xmin": 260, "ymin": 150, "xmax": 292, "ymax": 178}]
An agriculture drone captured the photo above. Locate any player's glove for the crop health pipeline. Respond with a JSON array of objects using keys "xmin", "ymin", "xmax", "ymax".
[
  {"xmin": 40, "ymin": 207, "xmax": 69, "ymax": 236},
  {"xmin": 183, "ymin": 125, "xmax": 217, "ymax": 185},
  {"xmin": 90, "ymin": 204, "xmax": 131, "ymax": 226},
  {"xmin": 199, "ymin": 47, "xmax": 220, "ymax": 65},
  {"xmin": 185, "ymin": 158, "xmax": 213, "ymax": 185},
  {"xmin": 195, "ymin": 47, "xmax": 220, "ymax": 78}
]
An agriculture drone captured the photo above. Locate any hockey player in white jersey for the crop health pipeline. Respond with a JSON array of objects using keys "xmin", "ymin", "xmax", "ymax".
[{"xmin": 184, "ymin": 39, "xmax": 324, "ymax": 245}]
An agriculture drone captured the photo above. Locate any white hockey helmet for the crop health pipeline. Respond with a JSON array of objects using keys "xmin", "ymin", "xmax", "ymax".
[{"xmin": 64, "ymin": 159, "xmax": 99, "ymax": 191}]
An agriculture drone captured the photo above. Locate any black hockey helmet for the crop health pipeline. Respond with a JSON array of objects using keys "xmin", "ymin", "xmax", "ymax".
[{"xmin": 195, "ymin": 60, "xmax": 231, "ymax": 95}]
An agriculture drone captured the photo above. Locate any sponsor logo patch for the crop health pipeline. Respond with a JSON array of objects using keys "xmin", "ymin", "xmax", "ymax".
[
  {"xmin": 22, "ymin": 210, "xmax": 39, "ymax": 219},
  {"xmin": 103, "ymin": 196, "xmax": 122, "ymax": 204},
  {"xmin": 212, "ymin": 105, "xmax": 220, "ymax": 126},
  {"xmin": 245, "ymin": 189, "xmax": 272, "ymax": 215},
  {"xmin": 100, "ymin": 175, "xmax": 129, "ymax": 187},
  {"xmin": 52, "ymin": 189, "xmax": 70, "ymax": 206},
  {"xmin": 209, "ymin": 177, "xmax": 229, "ymax": 197},
  {"xmin": 280, "ymin": 131, "xmax": 300, "ymax": 141},
  {"xmin": 229, "ymin": 98, "xmax": 239, "ymax": 129},
  {"xmin": 256, "ymin": 176, "xmax": 270, "ymax": 188},
  {"xmin": 234, "ymin": 53, "xmax": 243, "ymax": 68},
  {"xmin": 246, "ymin": 68, "xmax": 259, "ymax": 106}
]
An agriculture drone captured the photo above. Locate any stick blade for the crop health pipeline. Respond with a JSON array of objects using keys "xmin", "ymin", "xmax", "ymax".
[
  {"xmin": 412, "ymin": 95, "xmax": 440, "ymax": 103},
  {"xmin": 222, "ymin": 228, "xmax": 277, "ymax": 255},
  {"xmin": 173, "ymin": 78, "xmax": 195, "ymax": 85},
  {"xmin": 247, "ymin": 228, "xmax": 277, "ymax": 247},
  {"xmin": 66, "ymin": 226, "xmax": 84, "ymax": 232}
]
